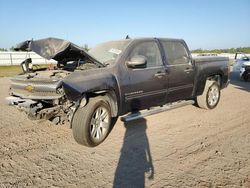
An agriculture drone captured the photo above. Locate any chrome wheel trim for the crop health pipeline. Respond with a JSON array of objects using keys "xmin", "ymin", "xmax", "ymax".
[
  {"xmin": 207, "ymin": 85, "xmax": 219, "ymax": 106},
  {"xmin": 90, "ymin": 106, "xmax": 110, "ymax": 141}
]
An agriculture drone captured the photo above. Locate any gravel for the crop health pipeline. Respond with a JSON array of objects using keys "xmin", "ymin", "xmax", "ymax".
[{"xmin": 0, "ymin": 73, "xmax": 249, "ymax": 187}]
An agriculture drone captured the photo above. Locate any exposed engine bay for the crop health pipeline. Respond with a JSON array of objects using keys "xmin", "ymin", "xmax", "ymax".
[
  {"xmin": 6, "ymin": 38, "xmax": 103, "ymax": 124},
  {"xmin": 7, "ymin": 69, "xmax": 69, "ymax": 123},
  {"xmin": 7, "ymin": 66, "xmax": 94, "ymax": 124}
]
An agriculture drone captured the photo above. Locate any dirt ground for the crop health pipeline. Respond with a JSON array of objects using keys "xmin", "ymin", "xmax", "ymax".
[{"xmin": 0, "ymin": 74, "xmax": 249, "ymax": 188}]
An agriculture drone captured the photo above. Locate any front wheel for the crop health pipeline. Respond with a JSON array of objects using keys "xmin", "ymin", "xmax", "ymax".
[
  {"xmin": 72, "ymin": 96, "xmax": 113, "ymax": 147},
  {"xmin": 196, "ymin": 80, "xmax": 221, "ymax": 110}
]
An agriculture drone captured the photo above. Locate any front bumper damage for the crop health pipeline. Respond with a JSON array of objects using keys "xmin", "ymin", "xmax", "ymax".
[
  {"xmin": 5, "ymin": 96, "xmax": 60, "ymax": 120},
  {"xmin": 6, "ymin": 96, "xmax": 39, "ymax": 112},
  {"xmin": 5, "ymin": 96, "xmax": 81, "ymax": 125},
  {"xmin": 6, "ymin": 37, "xmax": 102, "ymax": 124}
]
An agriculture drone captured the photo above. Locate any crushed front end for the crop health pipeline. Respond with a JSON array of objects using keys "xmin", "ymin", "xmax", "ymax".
[
  {"xmin": 6, "ymin": 37, "xmax": 104, "ymax": 124},
  {"xmin": 6, "ymin": 70, "xmax": 75, "ymax": 124}
]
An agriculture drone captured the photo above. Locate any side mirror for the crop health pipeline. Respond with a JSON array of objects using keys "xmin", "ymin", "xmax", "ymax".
[{"xmin": 127, "ymin": 55, "xmax": 147, "ymax": 68}]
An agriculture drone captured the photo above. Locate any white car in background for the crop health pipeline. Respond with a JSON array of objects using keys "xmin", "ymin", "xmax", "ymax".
[
  {"xmin": 240, "ymin": 61, "xmax": 250, "ymax": 81},
  {"xmin": 233, "ymin": 53, "xmax": 250, "ymax": 81}
]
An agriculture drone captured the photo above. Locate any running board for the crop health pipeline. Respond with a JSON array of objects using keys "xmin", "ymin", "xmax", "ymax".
[{"xmin": 121, "ymin": 100, "xmax": 195, "ymax": 122}]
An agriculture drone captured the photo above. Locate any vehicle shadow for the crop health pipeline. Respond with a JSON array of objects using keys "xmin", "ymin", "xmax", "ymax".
[
  {"xmin": 229, "ymin": 72, "xmax": 250, "ymax": 92},
  {"xmin": 113, "ymin": 118, "xmax": 154, "ymax": 188}
]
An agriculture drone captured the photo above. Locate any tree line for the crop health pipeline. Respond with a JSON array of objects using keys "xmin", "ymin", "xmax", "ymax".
[
  {"xmin": 191, "ymin": 47, "xmax": 250, "ymax": 54},
  {"xmin": 0, "ymin": 47, "xmax": 15, "ymax": 51}
]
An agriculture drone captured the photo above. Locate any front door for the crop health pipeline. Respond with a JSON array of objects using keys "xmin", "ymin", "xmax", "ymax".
[{"xmin": 123, "ymin": 40, "xmax": 168, "ymax": 111}]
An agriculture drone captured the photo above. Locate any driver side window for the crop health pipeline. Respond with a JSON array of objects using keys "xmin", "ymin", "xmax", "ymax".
[{"xmin": 129, "ymin": 41, "xmax": 163, "ymax": 68}]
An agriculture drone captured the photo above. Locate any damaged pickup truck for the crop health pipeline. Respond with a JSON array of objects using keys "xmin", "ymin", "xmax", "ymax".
[{"xmin": 6, "ymin": 37, "xmax": 230, "ymax": 147}]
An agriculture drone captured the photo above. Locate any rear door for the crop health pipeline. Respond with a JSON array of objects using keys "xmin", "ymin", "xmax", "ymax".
[
  {"xmin": 123, "ymin": 40, "xmax": 168, "ymax": 111},
  {"xmin": 160, "ymin": 40, "xmax": 194, "ymax": 102}
]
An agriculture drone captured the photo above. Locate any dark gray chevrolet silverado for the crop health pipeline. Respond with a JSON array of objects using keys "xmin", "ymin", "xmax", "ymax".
[{"xmin": 6, "ymin": 37, "xmax": 229, "ymax": 147}]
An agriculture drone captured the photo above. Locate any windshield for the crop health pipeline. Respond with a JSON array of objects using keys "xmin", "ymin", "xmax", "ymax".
[{"xmin": 88, "ymin": 40, "xmax": 131, "ymax": 65}]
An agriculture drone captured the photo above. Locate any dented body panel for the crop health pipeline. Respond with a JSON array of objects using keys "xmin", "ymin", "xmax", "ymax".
[{"xmin": 62, "ymin": 68, "xmax": 120, "ymax": 102}]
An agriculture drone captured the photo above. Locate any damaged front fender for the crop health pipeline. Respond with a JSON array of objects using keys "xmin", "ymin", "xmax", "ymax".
[{"xmin": 62, "ymin": 69, "xmax": 120, "ymax": 102}]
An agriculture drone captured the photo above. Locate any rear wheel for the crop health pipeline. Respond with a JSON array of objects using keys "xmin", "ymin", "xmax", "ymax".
[
  {"xmin": 196, "ymin": 80, "xmax": 220, "ymax": 109},
  {"xmin": 72, "ymin": 96, "xmax": 112, "ymax": 147}
]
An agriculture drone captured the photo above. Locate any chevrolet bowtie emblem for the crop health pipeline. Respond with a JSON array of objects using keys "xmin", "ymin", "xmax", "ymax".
[{"xmin": 25, "ymin": 85, "xmax": 34, "ymax": 92}]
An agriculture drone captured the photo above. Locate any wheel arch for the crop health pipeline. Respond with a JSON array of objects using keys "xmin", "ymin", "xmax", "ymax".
[
  {"xmin": 195, "ymin": 73, "xmax": 222, "ymax": 96},
  {"xmin": 83, "ymin": 89, "xmax": 118, "ymax": 118}
]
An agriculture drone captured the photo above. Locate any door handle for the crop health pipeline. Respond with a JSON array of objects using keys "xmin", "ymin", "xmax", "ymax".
[
  {"xmin": 154, "ymin": 72, "xmax": 166, "ymax": 78},
  {"xmin": 184, "ymin": 68, "xmax": 193, "ymax": 73}
]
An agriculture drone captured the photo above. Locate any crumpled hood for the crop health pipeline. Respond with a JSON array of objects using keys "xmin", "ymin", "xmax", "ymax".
[{"xmin": 14, "ymin": 37, "xmax": 103, "ymax": 67}]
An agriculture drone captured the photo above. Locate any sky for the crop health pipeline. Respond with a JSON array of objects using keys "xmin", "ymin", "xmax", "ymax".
[{"xmin": 0, "ymin": 0, "xmax": 249, "ymax": 50}]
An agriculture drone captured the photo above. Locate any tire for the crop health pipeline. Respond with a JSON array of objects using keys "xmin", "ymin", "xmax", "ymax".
[
  {"xmin": 242, "ymin": 72, "xmax": 249, "ymax": 81},
  {"xmin": 72, "ymin": 96, "xmax": 112, "ymax": 147},
  {"xmin": 196, "ymin": 80, "xmax": 220, "ymax": 110}
]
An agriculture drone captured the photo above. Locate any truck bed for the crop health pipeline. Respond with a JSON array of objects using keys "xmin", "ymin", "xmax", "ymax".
[{"xmin": 193, "ymin": 56, "xmax": 228, "ymax": 63}]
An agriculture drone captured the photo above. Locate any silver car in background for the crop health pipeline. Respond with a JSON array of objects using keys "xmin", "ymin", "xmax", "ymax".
[{"xmin": 233, "ymin": 53, "xmax": 250, "ymax": 81}]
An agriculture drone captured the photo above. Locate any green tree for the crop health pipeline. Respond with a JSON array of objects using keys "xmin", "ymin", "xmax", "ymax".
[
  {"xmin": 0, "ymin": 48, "xmax": 8, "ymax": 51},
  {"xmin": 9, "ymin": 46, "xmax": 15, "ymax": 51},
  {"xmin": 191, "ymin": 47, "xmax": 250, "ymax": 54},
  {"xmin": 82, "ymin": 44, "xmax": 89, "ymax": 51}
]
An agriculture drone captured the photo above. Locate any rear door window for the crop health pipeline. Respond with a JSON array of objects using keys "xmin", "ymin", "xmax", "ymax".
[{"xmin": 161, "ymin": 41, "xmax": 189, "ymax": 65}]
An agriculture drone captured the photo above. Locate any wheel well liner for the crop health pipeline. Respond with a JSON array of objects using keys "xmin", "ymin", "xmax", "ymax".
[
  {"xmin": 86, "ymin": 90, "xmax": 118, "ymax": 117},
  {"xmin": 195, "ymin": 74, "xmax": 222, "ymax": 96}
]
